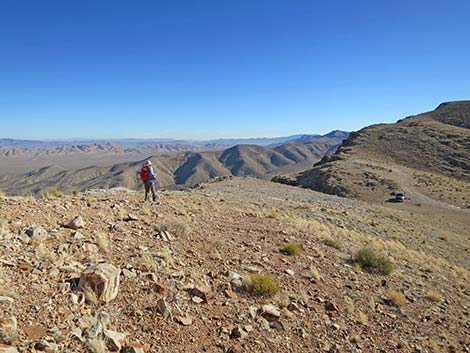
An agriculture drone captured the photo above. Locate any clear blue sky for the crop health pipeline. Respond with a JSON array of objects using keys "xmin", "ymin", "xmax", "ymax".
[{"xmin": 0, "ymin": 0, "xmax": 469, "ymax": 140}]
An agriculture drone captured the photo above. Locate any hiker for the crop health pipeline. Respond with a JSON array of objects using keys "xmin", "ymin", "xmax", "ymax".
[{"xmin": 140, "ymin": 160, "xmax": 159, "ymax": 203}]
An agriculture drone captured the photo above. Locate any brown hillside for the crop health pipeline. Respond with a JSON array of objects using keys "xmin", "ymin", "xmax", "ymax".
[{"xmin": 275, "ymin": 101, "xmax": 470, "ymax": 209}]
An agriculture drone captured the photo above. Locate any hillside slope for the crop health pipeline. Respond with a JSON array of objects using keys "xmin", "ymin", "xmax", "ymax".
[
  {"xmin": 0, "ymin": 177, "xmax": 468, "ymax": 352},
  {"xmin": 0, "ymin": 133, "xmax": 347, "ymax": 196},
  {"xmin": 276, "ymin": 101, "xmax": 470, "ymax": 208}
]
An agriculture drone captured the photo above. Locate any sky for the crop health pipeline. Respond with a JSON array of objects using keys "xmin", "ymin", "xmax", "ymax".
[{"xmin": 0, "ymin": 0, "xmax": 469, "ymax": 140}]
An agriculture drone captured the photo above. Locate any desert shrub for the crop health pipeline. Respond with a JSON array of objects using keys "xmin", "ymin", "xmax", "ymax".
[
  {"xmin": 387, "ymin": 289, "xmax": 406, "ymax": 306},
  {"xmin": 47, "ymin": 188, "xmax": 63, "ymax": 198},
  {"xmin": 245, "ymin": 273, "xmax": 279, "ymax": 296},
  {"xmin": 353, "ymin": 247, "xmax": 393, "ymax": 275},
  {"xmin": 72, "ymin": 190, "xmax": 80, "ymax": 196},
  {"xmin": 94, "ymin": 233, "xmax": 110, "ymax": 253},
  {"xmin": 426, "ymin": 290, "xmax": 443, "ymax": 302},
  {"xmin": 281, "ymin": 242, "xmax": 303, "ymax": 256},
  {"xmin": 157, "ymin": 218, "xmax": 190, "ymax": 237},
  {"xmin": 323, "ymin": 237, "xmax": 342, "ymax": 250}
]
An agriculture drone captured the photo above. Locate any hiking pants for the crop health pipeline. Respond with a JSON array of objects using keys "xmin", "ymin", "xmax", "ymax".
[{"xmin": 144, "ymin": 180, "xmax": 159, "ymax": 202}]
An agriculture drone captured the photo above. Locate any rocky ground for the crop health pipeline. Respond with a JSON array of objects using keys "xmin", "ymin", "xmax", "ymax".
[{"xmin": 0, "ymin": 177, "xmax": 469, "ymax": 353}]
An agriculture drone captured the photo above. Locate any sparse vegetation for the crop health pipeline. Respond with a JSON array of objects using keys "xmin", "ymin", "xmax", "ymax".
[
  {"xmin": 80, "ymin": 283, "xmax": 99, "ymax": 305},
  {"xmin": 358, "ymin": 311, "xmax": 368, "ymax": 325},
  {"xmin": 281, "ymin": 242, "xmax": 303, "ymax": 256},
  {"xmin": 353, "ymin": 247, "xmax": 393, "ymax": 275},
  {"xmin": 47, "ymin": 188, "xmax": 63, "ymax": 198},
  {"xmin": 307, "ymin": 266, "xmax": 321, "ymax": 282},
  {"xmin": 245, "ymin": 273, "xmax": 280, "ymax": 296},
  {"xmin": 323, "ymin": 237, "xmax": 342, "ymax": 250},
  {"xmin": 94, "ymin": 232, "xmax": 110, "ymax": 253},
  {"xmin": 427, "ymin": 290, "xmax": 443, "ymax": 302},
  {"xmin": 387, "ymin": 289, "xmax": 406, "ymax": 306},
  {"xmin": 157, "ymin": 218, "xmax": 190, "ymax": 237}
]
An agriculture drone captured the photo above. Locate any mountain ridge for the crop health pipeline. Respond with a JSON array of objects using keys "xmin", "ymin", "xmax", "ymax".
[{"xmin": 0, "ymin": 132, "xmax": 348, "ymax": 195}]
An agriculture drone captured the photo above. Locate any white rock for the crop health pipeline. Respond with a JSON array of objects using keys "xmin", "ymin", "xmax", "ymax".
[
  {"xmin": 0, "ymin": 296, "xmax": 14, "ymax": 305},
  {"xmin": 261, "ymin": 304, "xmax": 281, "ymax": 320},
  {"xmin": 104, "ymin": 330, "xmax": 126, "ymax": 351},
  {"xmin": 0, "ymin": 345, "xmax": 19, "ymax": 353},
  {"xmin": 67, "ymin": 215, "xmax": 84, "ymax": 230},
  {"xmin": 79, "ymin": 263, "xmax": 120, "ymax": 303},
  {"xmin": 25, "ymin": 226, "xmax": 47, "ymax": 240}
]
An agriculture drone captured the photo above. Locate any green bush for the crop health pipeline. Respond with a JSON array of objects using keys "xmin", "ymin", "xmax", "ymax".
[
  {"xmin": 47, "ymin": 188, "xmax": 63, "ymax": 198},
  {"xmin": 281, "ymin": 242, "xmax": 303, "ymax": 256},
  {"xmin": 246, "ymin": 273, "xmax": 279, "ymax": 296},
  {"xmin": 354, "ymin": 247, "xmax": 393, "ymax": 275}
]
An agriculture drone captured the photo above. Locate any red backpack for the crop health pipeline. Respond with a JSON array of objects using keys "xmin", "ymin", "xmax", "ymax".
[{"xmin": 140, "ymin": 167, "xmax": 149, "ymax": 182}]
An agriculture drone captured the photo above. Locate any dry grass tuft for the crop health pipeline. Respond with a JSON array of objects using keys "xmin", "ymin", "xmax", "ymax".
[
  {"xmin": 140, "ymin": 253, "xmax": 158, "ymax": 273},
  {"xmin": 358, "ymin": 311, "xmax": 368, "ymax": 325},
  {"xmin": 281, "ymin": 242, "xmax": 303, "ymax": 256},
  {"xmin": 245, "ymin": 273, "xmax": 280, "ymax": 296},
  {"xmin": 94, "ymin": 233, "xmax": 110, "ymax": 253},
  {"xmin": 323, "ymin": 237, "xmax": 342, "ymax": 250},
  {"xmin": 86, "ymin": 338, "xmax": 106, "ymax": 353},
  {"xmin": 80, "ymin": 283, "xmax": 99, "ymax": 305},
  {"xmin": 427, "ymin": 290, "xmax": 443, "ymax": 302},
  {"xmin": 157, "ymin": 218, "xmax": 190, "ymax": 237},
  {"xmin": 307, "ymin": 266, "xmax": 321, "ymax": 282},
  {"xmin": 387, "ymin": 289, "xmax": 406, "ymax": 306},
  {"xmin": 353, "ymin": 247, "xmax": 393, "ymax": 275},
  {"xmin": 34, "ymin": 243, "xmax": 56, "ymax": 263}
]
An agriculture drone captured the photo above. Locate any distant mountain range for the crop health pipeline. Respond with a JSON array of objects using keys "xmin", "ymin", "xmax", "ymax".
[
  {"xmin": 0, "ymin": 131, "xmax": 349, "ymax": 149},
  {"xmin": 0, "ymin": 131, "xmax": 349, "ymax": 195}
]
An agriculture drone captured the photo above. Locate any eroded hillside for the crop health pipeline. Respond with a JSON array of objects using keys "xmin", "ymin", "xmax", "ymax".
[{"xmin": 276, "ymin": 101, "xmax": 470, "ymax": 209}]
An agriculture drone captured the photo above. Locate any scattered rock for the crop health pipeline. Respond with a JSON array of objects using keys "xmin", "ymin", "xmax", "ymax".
[
  {"xmin": 230, "ymin": 326, "xmax": 247, "ymax": 339},
  {"xmin": 125, "ymin": 213, "xmax": 139, "ymax": 222},
  {"xmin": 0, "ymin": 345, "xmax": 19, "ymax": 353},
  {"xmin": 78, "ymin": 263, "xmax": 120, "ymax": 303},
  {"xmin": 104, "ymin": 329, "xmax": 126, "ymax": 351},
  {"xmin": 227, "ymin": 271, "xmax": 243, "ymax": 290},
  {"xmin": 33, "ymin": 340, "xmax": 58, "ymax": 352},
  {"xmin": 0, "ymin": 297, "xmax": 14, "ymax": 305},
  {"xmin": 25, "ymin": 226, "xmax": 47, "ymax": 240},
  {"xmin": 122, "ymin": 269, "xmax": 137, "ymax": 279},
  {"xmin": 156, "ymin": 298, "xmax": 171, "ymax": 319},
  {"xmin": 285, "ymin": 269, "xmax": 295, "ymax": 276},
  {"xmin": 325, "ymin": 301, "xmax": 339, "ymax": 312},
  {"xmin": 190, "ymin": 285, "xmax": 210, "ymax": 303},
  {"xmin": 67, "ymin": 215, "xmax": 84, "ymax": 230},
  {"xmin": 122, "ymin": 342, "xmax": 148, "ymax": 353},
  {"xmin": 261, "ymin": 304, "xmax": 281, "ymax": 321},
  {"xmin": 73, "ymin": 231, "xmax": 85, "ymax": 240},
  {"xmin": 224, "ymin": 289, "xmax": 238, "ymax": 299},
  {"xmin": 0, "ymin": 317, "xmax": 17, "ymax": 345},
  {"xmin": 178, "ymin": 316, "xmax": 193, "ymax": 326}
]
